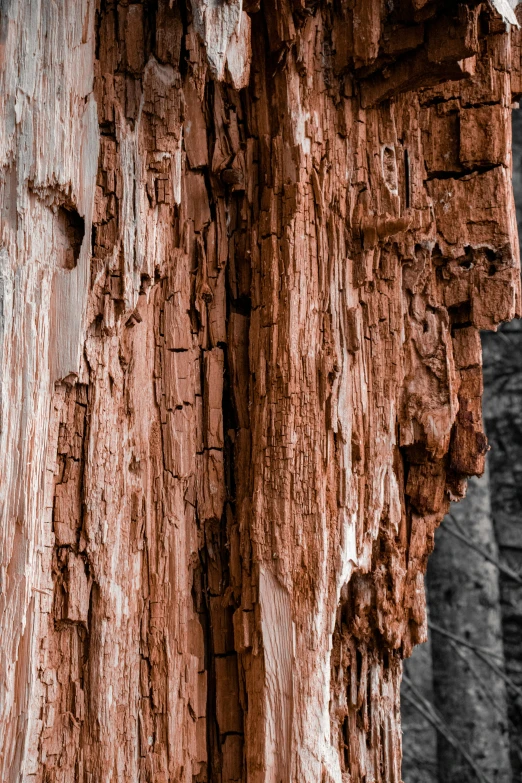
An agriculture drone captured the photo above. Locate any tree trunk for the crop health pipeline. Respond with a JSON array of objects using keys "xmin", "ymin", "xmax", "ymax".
[
  {"xmin": 401, "ymin": 637, "xmax": 438, "ymax": 783},
  {"xmin": 427, "ymin": 469, "xmax": 512, "ymax": 782},
  {"xmin": 480, "ymin": 105, "xmax": 522, "ymax": 777},
  {"xmin": 0, "ymin": 2, "xmax": 521, "ymax": 782},
  {"xmin": 483, "ymin": 325, "xmax": 522, "ymax": 778},
  {"xmin": 402, "ymin": 102, "xmax": 522, "ymax": 783}
]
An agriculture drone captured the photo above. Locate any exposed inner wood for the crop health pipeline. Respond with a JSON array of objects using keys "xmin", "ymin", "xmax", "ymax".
[{"xmin": 0, "ymin": 1, "xmax": 521, "ymax": 781}]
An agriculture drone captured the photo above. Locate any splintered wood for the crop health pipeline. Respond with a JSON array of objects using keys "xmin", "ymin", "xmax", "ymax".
[{"xmin": 0, "ymin": 1, "xmax": 520, "ymax": 781}]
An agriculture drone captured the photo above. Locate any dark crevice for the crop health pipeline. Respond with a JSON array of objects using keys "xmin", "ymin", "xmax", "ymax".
[
  {"xmin": 425, "ymin": 163, "xmax": 501, "ymax": 182},
  {"xmin": 404, "ymin": 148, "xmax": 411, "ymax": 210},
  {"xmin": 56, "ymin": 205, "xmax": 85, "ymax": 270}
]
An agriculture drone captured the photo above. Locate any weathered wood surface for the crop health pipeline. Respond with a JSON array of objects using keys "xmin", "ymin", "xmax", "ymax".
[
  {"xmin": 0, "ymin": 1, "xmax": 521, "ymax": 781},
  {"xmin": 478, "ymin": 103, "xmax": 522, "ymax": 778}
]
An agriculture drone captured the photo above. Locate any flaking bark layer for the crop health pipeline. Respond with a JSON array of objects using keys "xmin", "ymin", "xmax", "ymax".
[{"xmin": 0, "ymin": 1, "xmax": 521, "ymax": 781}]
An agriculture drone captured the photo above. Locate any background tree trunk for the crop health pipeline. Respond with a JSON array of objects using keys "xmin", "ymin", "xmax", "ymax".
[
  {"xmin": 427, "ymin": 469, "xmax": 512, "ymax": 782},
  {"xmin": 401, "ymin": 637, "xmax": 439, "ymax": 783},
  {"xmin": 483, "ymin": 335, "xmax": 522, "ymax": 773},
  {"xmin": 0, "ymin": 2, "xmax": 521, "ymax": 782}
]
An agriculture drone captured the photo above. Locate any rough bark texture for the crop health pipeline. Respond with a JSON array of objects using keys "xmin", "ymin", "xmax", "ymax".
[
  {"xmin": 402, "ymin": 104, "xmax": 522, "ymax": 783},
  {"xmin": 1, "ymin": 2, "xmax": 521, "ymax": 782},
  {"xmin": 480, "ymin": 104, "xmax": 522, "ymax": 779}
]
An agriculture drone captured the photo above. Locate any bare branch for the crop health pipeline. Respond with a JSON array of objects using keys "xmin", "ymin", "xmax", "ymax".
[
  {"xmin": 429, "ymin": 621, "xmax": 522, "ymax": 703},
  {"xmin": 442, "ymin": 513, "xmax": 522, "ymax": 585},
  {"xmin": 402, "ymin": 675, "xmax": 490, "ymax": 783}
]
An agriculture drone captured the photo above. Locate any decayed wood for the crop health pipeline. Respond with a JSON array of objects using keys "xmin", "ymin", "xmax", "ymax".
[{"xmin": 0, "ymin": 1, "xmax": 521, "ymax": 782}]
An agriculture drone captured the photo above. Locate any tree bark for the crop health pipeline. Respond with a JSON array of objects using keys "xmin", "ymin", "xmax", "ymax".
[
  {"xmin": 402, "ymin": 100, "xmax": 522, "ymax": 783},
  {"xmin": 480, "ymin": 105, "xmax": 522, "ymax": 778},
  {"xmin": 0, "ymin": 2, "xmax": 521, "ymax": 782}
]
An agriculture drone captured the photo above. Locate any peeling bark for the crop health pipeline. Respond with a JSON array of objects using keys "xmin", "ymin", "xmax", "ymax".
[{"xmin": 0, "ymin": 2, "xmax": 521, "ymax": 781}]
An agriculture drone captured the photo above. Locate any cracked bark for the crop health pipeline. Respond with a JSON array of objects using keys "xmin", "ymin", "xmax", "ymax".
[
  {"xmin": 479, "ymin": 103, "xmax": 522, "ymax": 779},
  {"xmin": 0, "ymin": 1, "xmax": 521, "ymax": 782}
]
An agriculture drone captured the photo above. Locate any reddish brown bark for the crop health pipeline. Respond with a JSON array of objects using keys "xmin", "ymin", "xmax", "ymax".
[{"xmin": 0, "ymin": 2, "xmax": 520, "ymax": 782}]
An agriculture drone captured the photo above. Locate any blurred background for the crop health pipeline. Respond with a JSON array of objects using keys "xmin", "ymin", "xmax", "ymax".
[{"xmin": 401, "ymin": 111, "xmax": 522, "ymax": 783}]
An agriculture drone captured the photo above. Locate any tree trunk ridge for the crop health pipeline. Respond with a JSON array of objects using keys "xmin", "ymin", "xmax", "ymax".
[{"xmin": 0, "ymin": 1, "xmax": 520, "ymax": 781}]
